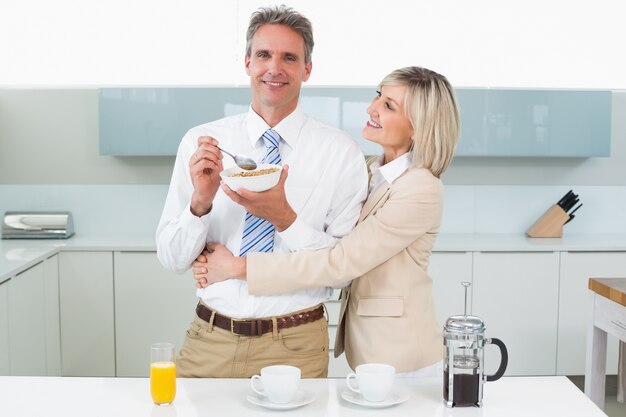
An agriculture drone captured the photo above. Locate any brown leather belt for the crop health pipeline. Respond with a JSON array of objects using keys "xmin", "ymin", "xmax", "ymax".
[{"xmin": 195, "ymin": 303, "xmax": 325, "ymax": 337}]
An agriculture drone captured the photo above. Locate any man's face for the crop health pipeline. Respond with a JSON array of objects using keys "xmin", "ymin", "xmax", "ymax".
[{"xmin": 245, "ymin": 24, "xmax": 312, "ymax": 117}]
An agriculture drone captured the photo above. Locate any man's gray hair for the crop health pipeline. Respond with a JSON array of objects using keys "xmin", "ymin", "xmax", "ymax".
[{"xmin": 245, "ymin": 4, "xmax": 314, "ymax": 64}]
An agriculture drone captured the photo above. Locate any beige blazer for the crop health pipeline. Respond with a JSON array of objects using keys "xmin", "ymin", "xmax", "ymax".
[{"xmin": 247, "ymin": 166, "xmax": 443, "ymax": 372}]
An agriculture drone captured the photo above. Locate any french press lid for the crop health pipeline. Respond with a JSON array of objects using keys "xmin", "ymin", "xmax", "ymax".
[{"xmin": 444, "ymin": 315, "xmax": 486, "ymax": 334}]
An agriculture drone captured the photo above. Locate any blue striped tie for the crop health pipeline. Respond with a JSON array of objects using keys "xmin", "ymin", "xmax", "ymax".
[{"xmin": 239, "ymin": 129, "xmax": 282, "ymax": 256}]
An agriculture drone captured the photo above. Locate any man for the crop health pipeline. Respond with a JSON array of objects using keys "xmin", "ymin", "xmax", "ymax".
[{"xmin": 156, "ymin": 5, "xmax": 367, "ymax": 378}]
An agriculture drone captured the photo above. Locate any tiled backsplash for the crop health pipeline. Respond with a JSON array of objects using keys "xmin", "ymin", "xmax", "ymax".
[
  {"xmin": 2, "ymin": 185, "xmax": 624, "ymax": 237},
  {"xmin": 99, "ymin": 88, "xmax": 612, "ymax": 158}
]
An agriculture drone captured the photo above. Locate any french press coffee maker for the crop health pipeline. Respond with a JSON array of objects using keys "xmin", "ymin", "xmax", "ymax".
[{"xmin": 443, "ymin": 282, "xmax": 508, "ymax": 408}]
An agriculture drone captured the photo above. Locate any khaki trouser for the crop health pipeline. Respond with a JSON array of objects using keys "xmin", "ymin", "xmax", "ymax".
[{"xmin": 176, "ymin": 305, "xmax": 329, "ymax": 378}]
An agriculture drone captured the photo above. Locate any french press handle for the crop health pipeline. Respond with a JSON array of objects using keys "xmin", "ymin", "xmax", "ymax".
[{"xmin": 485, "ymin": 337, "xmax": 508, "ymax": 382}]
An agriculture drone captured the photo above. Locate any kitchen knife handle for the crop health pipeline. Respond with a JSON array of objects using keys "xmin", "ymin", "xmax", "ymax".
[
  {"xmin": 557, "ymin": 190, "xmax": 573, "ymax": 206},
  {"xmin": 568, "ymin": 203, "xmax": 583, "ymax": 216}
]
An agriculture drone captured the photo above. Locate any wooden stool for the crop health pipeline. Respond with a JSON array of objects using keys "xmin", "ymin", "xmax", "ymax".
[{"xmin": 585, "ymin": 278, "xmax": 626, "ymax": 409}]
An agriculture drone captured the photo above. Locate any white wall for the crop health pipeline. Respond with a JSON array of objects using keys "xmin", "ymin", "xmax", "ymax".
[
  {"xmin": 3, "ymin": 183, "xmax": 626, "ymax": 236},
  {"xmin": 1, "ymin": 1, "xmax": 625, "ymax": 188},
  {"xmin": 1, "ymin": 0, "xmax": 626, "ymax": 88}
]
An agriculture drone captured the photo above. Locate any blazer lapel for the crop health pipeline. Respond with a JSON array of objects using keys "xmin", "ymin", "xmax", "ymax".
[{"xmin": 358, "ymin": 184, "xmax": 391, "ymax": 223}]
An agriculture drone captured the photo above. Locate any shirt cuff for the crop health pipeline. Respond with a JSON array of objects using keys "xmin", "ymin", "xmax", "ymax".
[
  {"xmin": 181, "ymin": 203, "xmax": 212, "ymax": 230},
  {"xmin": 277, "ymin": 215, "xmax": 315, "ymax": 251}
]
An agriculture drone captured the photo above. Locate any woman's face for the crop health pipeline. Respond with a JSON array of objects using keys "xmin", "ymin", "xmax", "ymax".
[{"xmin": 362, "ymin": 84, "xmax": 414, "ymax": 153}]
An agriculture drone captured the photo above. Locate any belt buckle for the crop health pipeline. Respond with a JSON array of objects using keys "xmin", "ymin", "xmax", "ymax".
[{"xmin": 230, "ymin": 318, "xmax": 248, "ymax": 335}]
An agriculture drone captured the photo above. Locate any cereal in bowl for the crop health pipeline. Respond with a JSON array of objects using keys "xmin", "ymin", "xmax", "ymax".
[{"xmin": 229, "ymin": 167, "xmax": 279, "ymax": 177}]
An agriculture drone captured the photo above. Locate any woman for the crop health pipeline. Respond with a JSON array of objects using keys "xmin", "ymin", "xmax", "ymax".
[{"xmin": 193, "ymin": 66, "xmax": 460, "ymax": 376}]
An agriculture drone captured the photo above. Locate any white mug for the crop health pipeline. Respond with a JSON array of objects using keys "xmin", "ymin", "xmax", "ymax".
[
  {"xmin": 346, "ymin": 363, "xmax": 395, "ymax": 402},
  {"xmin": 250, "ymin": 365, "xmax": 301, "ymax": 404}
]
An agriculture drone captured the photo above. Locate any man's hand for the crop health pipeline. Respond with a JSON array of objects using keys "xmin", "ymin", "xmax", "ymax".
[
  {"xmin": 192, "ymin": 243, "xmax": 246, "ymax": 288},
  {"xmin": 190, "ymin": 136, "xmax": 224, "ymax": 217},
  {"xmin": 220, "ymin": 165, "xmax": 297, "ymax": 231}
]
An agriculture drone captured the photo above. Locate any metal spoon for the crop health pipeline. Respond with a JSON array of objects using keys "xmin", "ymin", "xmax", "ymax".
[{"xmin": 218, "ymin": 146, "xmax": 257, "ymax": 170}]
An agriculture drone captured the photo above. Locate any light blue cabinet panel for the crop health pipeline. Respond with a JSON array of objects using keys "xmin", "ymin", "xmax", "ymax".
[
  {"xmin": 100, "ymin": 87, "xmax": 383, "ymax": 156},
  {"xmin": 454, "ymin": 89, "xmax": 488, "ymax": 156},
  {"xmin": 100, "ymin": 88, "xmax": 611, "ymax": 157},
  {"xmin": 455, "ymin": 89, "xmax": 611, "ymax": 157},
  {"xmin": 99, "ymin": 88, "xmax": 251, "ymax": 155}
]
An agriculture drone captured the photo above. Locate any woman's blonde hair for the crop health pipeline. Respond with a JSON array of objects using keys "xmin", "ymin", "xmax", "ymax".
[{"xmin": 379, "ymin": 66, "xmax": 460, "ymax": 178}]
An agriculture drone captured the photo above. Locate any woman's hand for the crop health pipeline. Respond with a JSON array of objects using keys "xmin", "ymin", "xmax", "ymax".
[{"xmin": 192, "ymin": 243, "xmax": 246, "ymax": 288}]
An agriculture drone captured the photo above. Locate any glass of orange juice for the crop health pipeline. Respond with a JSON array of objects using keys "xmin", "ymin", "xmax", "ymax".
[{"xmin": 150, "ymin": 343, "xmax": 176, "ymax": 405}]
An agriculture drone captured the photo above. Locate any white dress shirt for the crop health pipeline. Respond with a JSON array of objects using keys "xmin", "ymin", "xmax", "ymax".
[
  {"xmin": 367, "ymin": 151, "xmax": 413, "ymax": 196},
  {"xmin": 156, "ymin": 105, "xmax": 368, "ymax": 318}
]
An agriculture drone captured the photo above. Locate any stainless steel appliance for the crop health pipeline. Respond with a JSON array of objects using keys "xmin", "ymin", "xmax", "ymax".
[
  {"xmin": 443, "ymin": 282, "xmax": 508, "ymax": 407},
  {"xmin": 2, "ymin": 211, "xmax": 75, "ymax": 239}
]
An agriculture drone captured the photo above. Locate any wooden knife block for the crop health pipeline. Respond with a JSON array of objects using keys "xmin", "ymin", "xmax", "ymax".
[{"xmin": 526, "ymin": 205, "xmax": 569, "ymax": 238}]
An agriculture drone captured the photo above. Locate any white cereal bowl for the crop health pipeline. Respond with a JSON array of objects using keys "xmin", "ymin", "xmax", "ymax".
[{"xmin": 220, "ymin": 164, "xmax": 282, "ymax": 192}]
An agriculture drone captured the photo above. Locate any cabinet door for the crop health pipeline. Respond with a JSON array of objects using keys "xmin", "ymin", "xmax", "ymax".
[
  {"xmin": 0, "ymin": 280, "xmax": 9, "ymax": 375},
  {"xmin": 325, "ymin": 299, "xmax": 352, "ymax": 377},
  {"xmin": 59, "ymin": 252, "xmax": 115, "ymax": 376},
  {"xmin": 113, "ymin": 252, "xmax": 198, "ymax": 377},
  {"xmin": 558, "ymin": 252, "xmax": 626, "ymax": 375},
  {"xmin": 8, "ymin": 262, "xmax": 47, "ymax": 375},
  {"xmin": 473, "ymin": 252, "xmax": 560, "ymax": 376},
  {"xmin": 430, "ymin": 252, "xmax": 473, "ymax": 327},
  {"xmin": 43, "ymin": 255, "xmax": 61, "ymax": 375}
]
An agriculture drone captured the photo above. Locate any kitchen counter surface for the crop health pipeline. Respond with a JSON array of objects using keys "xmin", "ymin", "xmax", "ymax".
[
  {"xmin": 2, "ymin": 233, "xmax": 626, "ymax": 284},
  {"xmin": 434, "ymin": 233, "xmax": 626, "ymax": 252},
  {"xmin": 0, "ymin": 376, "xmax": 607, "ymax": 417},
  {"xmin": 0, "ymin": 234, "xmax": 156, "ymax": 284}
]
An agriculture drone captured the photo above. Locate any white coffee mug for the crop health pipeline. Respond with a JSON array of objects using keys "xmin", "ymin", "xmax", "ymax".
[
  {"xmin": 346, "ymin": 363, "xmax": 395, "ymax": 402},
  {"xmin": 250, "ymin": 365, "xmax": 301, "ymax": 404}
]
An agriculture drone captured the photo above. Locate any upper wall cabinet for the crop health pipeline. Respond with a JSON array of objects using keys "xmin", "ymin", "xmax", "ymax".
[
  {"xmin": 99, "ymin": 88, "xmax": 383, "ymax": 156},
  {"xmin": 455, "ymin": 89, "xmax": 611, "ymax": 157},
  {"xmin": 99, "ymin": 88, "xmax": 611, "ymax": 157}
]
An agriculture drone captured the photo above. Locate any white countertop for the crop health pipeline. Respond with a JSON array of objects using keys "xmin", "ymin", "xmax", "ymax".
[
  {"xmin": 0, "ymin": 376, "xmax": 607, "ymax": 417},
  {"xmin": 435, "ymin": 233, "xmax": 626, "ymax": 252},
  {"xmin": 0, "ymin": 234, "xmax": 156, "ymax": 284},
  {"xmin": 2, "ymin": 233, "xmax": 626, "ymax": 284}
]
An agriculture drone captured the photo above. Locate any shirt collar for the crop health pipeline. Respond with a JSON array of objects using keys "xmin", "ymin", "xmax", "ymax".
[
  {"xmin": 371, "ymin": 150, "xmax": 413, "ymax": 185},
  {"xmin": 246, "ymin": 105, "xmax": 304, "ymax": 149}
]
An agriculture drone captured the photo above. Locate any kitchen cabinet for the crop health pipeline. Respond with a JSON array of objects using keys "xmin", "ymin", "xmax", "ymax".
[
  {"xmin": 1, "ymin": 255, "xmax": 61, "ymax": 376},
  {"xmin": 325, "ymin": 299, "xmax": 352, "ymax": 377},
  {"xmin": 113, "ymin": 251, "xmax": 198, "ymax": 377},
  {"xmin": 3, "ymin": 239, "xmax": 623, "ymax": 379},
  {"xmin": 99, "ymin": 88, "xmax": 379, "ymax": 156},
  {"xmin": 99, "ymin": 88, "xmax": 611, "ymax": 157},
  {"xmin": 473, "ymin": 252, "xmax": 560, "ymax": 376},
  {"xmin": 0, "ymin": 280, "xmax": 8, "ymax": 375},
  {"xmin": 557, "ymin": 252, "xmax": 626, "ymax": 375},
  {"xmin": 7, "ymin": 261, "xmax": 47, "ymax": 375},
  {"xmin": 43, "ymin": 255, "xmax": 61, "ymax": 375},
  {"xmin": 328, "ymin": 352, "xmax": 352, "ymax": 378},
  {"xmin": 59, "ymin": 252, "xmax": 115, "ymax": 376},
  {"xmin": 456, "ymin": 89, "xmax": 611, "ymax": 157},
  {"xmin": 429, "ymin": 252, "xmax": 474, "ymax": 326}
]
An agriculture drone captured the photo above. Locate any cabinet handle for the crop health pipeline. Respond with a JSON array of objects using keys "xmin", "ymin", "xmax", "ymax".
[{"xmin": 611, "ymin": 320, "xmax": 626, "ymax": 331}]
